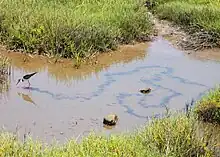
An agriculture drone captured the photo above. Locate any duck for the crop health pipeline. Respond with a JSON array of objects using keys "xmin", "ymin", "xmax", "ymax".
[
  {"xmin": 139, "ymin": 88, "xmax": 151, "ymax": 94},
  {"xmin": 103, "ymin": 114, "xmax": 119, "ymax": 126}
]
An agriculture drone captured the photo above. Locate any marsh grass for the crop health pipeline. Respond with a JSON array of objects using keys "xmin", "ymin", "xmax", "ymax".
[
  {"xmin": 0, "ymin": 112, "xmax": 218, "ymax": 157},
  {"xmin": 148, "ymin": 0, "xmax": 220, "ymax": 50},
  {"xmin": 0, "ymin": 54, "xmax": 10, "ymax": 92},
  {"xmin": 195, "ymin": 86, "xmax": 220, "ymax": 124},
  {"xmin": 0, "ymin": 0, "xmax": 152, "ymax": 59}
]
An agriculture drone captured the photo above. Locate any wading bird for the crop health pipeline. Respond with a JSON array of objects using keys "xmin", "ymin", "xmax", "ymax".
[{"xmin": 16, "ymin": 72, "xmax": 37, "ymax": 87}]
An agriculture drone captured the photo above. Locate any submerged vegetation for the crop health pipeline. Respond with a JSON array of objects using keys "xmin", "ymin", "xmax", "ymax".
[
  {"xmin": 147, "ymin": 0, "xmax": 220, "ymax": 51},
  {"xmin": 0, "ymin": 0, "xmax": 152, "ymax": 59}
]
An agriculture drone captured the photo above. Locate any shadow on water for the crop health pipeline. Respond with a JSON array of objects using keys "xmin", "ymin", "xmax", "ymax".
[{"xmin": 0, "ymin": 37, "xmax": 220, "ymax": 143}]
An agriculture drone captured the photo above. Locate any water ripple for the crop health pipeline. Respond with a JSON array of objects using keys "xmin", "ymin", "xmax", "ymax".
[{"xmin": 26, "ymin": 64, "xmax": 211, "ymax": 119}]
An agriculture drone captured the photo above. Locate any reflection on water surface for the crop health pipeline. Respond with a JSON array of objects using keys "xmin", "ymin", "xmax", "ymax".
[{"xmin": 0, "ymin": 37, "xmax": 220, "ymax": 143}]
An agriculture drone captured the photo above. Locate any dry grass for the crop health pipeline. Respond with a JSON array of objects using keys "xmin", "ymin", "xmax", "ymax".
[{"xmin": 0, "ymin": 54, "xmax": 10, "ymax": 92}]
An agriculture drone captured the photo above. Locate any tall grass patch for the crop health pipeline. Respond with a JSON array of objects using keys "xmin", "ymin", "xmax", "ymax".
[
  {"xmin": 155, "ymin": 1, "xmax": 220, "ymax": 32},
  {"xmin": 0, "ymin": 0, "xmax": 152, "ymax": 58},
  {"xmin": 139, "ymin": 114, "xmax": 215, "ymax": 156},
  {"xmin": 195, "ymin": 86, "xmax": 220, "ymax": 124},
  {"xmin": 148, "ymin": 0, "xmax": 220, "ymax": 50}
]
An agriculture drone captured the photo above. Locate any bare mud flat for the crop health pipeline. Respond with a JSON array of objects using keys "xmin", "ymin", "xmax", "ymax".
[{"xmin": 0, "ymin": 37, "xmax": 220, "ymax": 144}]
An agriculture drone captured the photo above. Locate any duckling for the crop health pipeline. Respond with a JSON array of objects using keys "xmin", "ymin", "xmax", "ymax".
[
  {"xmin": 103, "ymin": 114, "xmax": 119, "ymax": 126},
  {"xmin": 139, "ymin": 88, "xmax": 151, "ymax": 94}
]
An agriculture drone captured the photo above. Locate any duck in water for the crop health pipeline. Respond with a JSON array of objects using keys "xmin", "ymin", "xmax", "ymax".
[
  {"xmin": 139, "ymin": 88, "xmax": 151, "ymax": 94},
  {"xmin": 16, "ymin": 72, "xmax": 38, "ymax": 88}
]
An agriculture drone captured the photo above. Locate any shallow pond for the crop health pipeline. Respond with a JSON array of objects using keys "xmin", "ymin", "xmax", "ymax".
[{"xmin": 0, "ymin": 37, "xmax": 220, "ymax": 144}]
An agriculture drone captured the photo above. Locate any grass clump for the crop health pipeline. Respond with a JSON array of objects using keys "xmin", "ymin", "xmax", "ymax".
[
  {"xmin": 140, "ymin": 113, "xmax": 215, "ymax": 156},
  {"xmin": 195, "ymin": 86, "xmax": 220, "ymax": 124},
  {"xmin": 147, "ymin": 0, "xmax": 220, "ymax": 50},
  {"xmin": 0, "ymin": 54, "xmax": 10, "ymax": 92},
  {"xmin": 0, "ymin": 0, "xmax": 152, "ymax": 59},
  {"xmin": 0, "ymin": 113, "xmax": 217, "ymax": 157}
]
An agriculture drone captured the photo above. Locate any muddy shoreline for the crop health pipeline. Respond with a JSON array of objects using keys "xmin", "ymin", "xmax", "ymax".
[
  {"xmin": 1, "ymin": 12, "xmax": 220, "ymax": 66},
  {"xmin": 148, "ymin": 12, "xmax": 220, "ymax": 62},
  {"xmin": 1, "ymin": 43, "xmax": 149, "ymax": 81}
]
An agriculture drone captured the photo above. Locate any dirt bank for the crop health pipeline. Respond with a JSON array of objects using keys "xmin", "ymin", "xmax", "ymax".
[{"xmin": 148, "ymin": 12, "xmax": 220, "ymax": 62}]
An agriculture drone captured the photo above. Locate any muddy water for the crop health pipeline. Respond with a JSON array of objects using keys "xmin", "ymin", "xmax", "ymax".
[{"xmin": 0, "ymin": 37, "xmax": 220, "ymax": 144}]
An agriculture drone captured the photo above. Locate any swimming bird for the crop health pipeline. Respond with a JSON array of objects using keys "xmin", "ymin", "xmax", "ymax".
[
  {"xmin": 139, "ymin": 88, "xmax": 151, "ymax": 94},
  {"xmin": 103, "ymin": 114, "xmax": 119, "ymax": 126},
  {"xmin": 16, "ymin": 72, "xmax": 37, "ymax": 87}
]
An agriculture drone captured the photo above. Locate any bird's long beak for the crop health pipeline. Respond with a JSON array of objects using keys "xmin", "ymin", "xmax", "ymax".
[{"xmin": 16, "ymin": 79, "xmax": 21, "ymax": 85}]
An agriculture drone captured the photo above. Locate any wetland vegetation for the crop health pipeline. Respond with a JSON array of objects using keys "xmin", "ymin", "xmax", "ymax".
[
  {"xmin": 147, "ymin": 0, "xmax": 220, "ymax": 51},
  {"xmin": 0, "ymin": 112, "xmax": 218, "ymax": 156},
  {"xmin": 195, "ymin": 86, "xmax": 220, "ymax": 125},
  {"xmin": 0, "ymin": 0, "xmax": 220, "ymax": 156},
  {"xmin": 0, "ymin": 54, "xmax": 10, "ymax": 92},
  {"xmin": 0, "ymin": 0, "xmax": 152, "ymax": 60}
]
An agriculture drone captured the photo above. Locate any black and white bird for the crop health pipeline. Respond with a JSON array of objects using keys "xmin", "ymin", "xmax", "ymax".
[{"xmin": 16, "ymin": 72, "xmax": 38, "ymax": 87}]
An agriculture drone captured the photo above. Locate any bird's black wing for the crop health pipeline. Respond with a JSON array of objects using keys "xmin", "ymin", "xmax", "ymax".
[{"xmin": 23, "ymin": 72, "xmax": 38, "ymax": 79}]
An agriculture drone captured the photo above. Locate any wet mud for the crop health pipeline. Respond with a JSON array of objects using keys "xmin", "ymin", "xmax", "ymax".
[
  {"xmin": 0, "ymin": 37, "xmax": 220, "ymax": 144},
  {"xmin": 149, "ymin": 12, "xmax": 220, "ymax": 62}
]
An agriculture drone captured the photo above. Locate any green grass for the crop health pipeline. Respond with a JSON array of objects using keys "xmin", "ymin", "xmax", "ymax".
[
  {"xmin": 0, "ymin": 112, "xmax": 218, "ymax": 157},
  {"xmin": 155, "ymin": 1, "xmax": 220, "ymax": 32},
  {"xmin": 147, "ymin": 0, "xmax": 220, "ymax": 49},
  {"xmin": 0, "ymin": 0, "xmax": 152, "ymax": 59},
  {"xmin": 195, "ymin": 86, "xmax": 220, "ymax": 124}
]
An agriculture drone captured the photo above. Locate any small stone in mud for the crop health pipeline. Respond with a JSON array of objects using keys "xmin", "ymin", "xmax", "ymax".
[
  {"xmin": 139, "ymin": 88, "xmax": 151, "ymax": 94},
  {"xmin": 60, "ymin": 132, "xmax": 64, "ymax": 135},
  {"xmin": 103, "ymin": 114, "xmax": 119, "ymax": 126}
]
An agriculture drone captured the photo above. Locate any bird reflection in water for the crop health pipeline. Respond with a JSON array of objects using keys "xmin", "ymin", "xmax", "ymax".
[
  {"xmin": 103, "ymin": 124, "xmax": 116, "ymax": 130},
  {"xmin": 17, "ymin": 92, "xmax": 37, "ymax": 107}
]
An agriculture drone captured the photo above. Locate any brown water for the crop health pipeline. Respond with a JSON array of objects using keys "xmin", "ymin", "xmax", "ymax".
[{"xmin": 0, "ymin": 37, "xmax": 220, "ymax": 144}]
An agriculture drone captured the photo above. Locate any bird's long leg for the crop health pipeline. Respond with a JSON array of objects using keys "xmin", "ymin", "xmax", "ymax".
[{"xmin": 28, "ymin": 80, "xmax": 31, "ymax": 88}]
